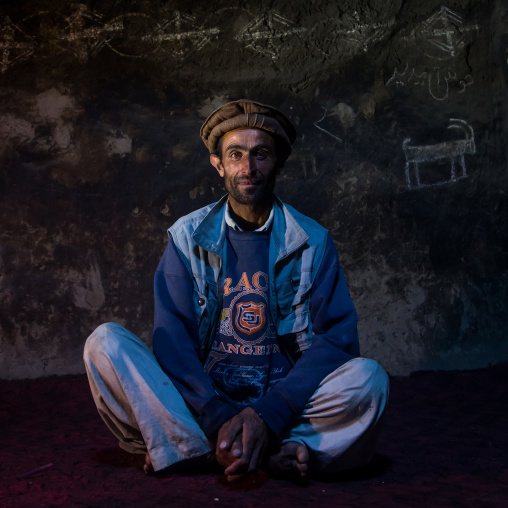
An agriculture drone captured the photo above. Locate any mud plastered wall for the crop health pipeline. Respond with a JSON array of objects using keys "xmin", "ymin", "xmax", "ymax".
[{"xmin": 0, "ymin": 0, "xmax": 507, "ymax": 379}]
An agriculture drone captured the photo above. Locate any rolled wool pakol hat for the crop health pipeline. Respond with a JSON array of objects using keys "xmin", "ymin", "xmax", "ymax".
[{"xmin": 200, "ymin": 99, "xmax": 297, "ymax": 155}]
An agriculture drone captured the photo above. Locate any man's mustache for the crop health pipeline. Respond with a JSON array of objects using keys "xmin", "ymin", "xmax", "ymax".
[{"xmin": 235, "ymin": 175, "xmax": 263, "ymax": 184}]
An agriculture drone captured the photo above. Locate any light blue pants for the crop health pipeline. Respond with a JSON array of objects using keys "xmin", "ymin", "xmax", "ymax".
[{"xmin": 84, "ymin": 322, "xmax": 389, "ymax": 473}]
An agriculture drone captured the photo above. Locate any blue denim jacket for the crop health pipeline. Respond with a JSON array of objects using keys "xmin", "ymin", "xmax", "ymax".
[{"xmin": 169, "ymin": 195, "xmax": 328, "ymax": 363}]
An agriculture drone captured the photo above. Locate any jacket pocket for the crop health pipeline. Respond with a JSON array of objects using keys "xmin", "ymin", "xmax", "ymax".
[
  {"xmin": 276, "ymin": 276, "xmax": 310, "ymax": 316},
  {"xmin": 276, "ymin": 276, "xmax": 310, "ymax": 335}
]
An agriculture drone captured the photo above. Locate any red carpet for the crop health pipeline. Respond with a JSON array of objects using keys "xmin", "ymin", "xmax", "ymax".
[{"xmin": 1, "ymin": 363, "xmax": 507, "ymax": 507}]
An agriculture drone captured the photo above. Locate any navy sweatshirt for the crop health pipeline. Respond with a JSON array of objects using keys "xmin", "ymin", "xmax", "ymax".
[
  {"xmin": 205, "ymin": 227, "xmax": 292, "ymax": 408},
  {"xmin": 153, "ymin": 229, "xmax": 359, "ymax": 439}
]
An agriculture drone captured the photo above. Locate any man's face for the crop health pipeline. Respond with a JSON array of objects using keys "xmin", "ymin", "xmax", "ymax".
[{"xmin": 210, "ymin": 128, "xmax": 279, "ymax": 209}]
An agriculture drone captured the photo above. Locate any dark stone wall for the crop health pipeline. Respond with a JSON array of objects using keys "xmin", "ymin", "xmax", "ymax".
[{"xmin": 1, "ymin": 0, "xmax": 507, "ymax": 378}]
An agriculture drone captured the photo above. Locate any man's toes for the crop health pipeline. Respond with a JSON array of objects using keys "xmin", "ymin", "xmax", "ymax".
[
  {"xmin": 144, "ymin": 453, "xmax": 155, "ymax": 475},
  {"xmin": 296, "ymin": 461, "xmax": 308, "ymax": 477},
  {"xmin": 296, "ymin": 444, "xmax": 309, "ymax": 465},
  {"xmin": 268, "ymin": 442, "xmax": 310, "ymax": 483}
]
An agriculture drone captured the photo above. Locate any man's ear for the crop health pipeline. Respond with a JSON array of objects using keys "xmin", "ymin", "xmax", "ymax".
[{"xmin": 210, "ymin": 154, "xmax": 224, "ymax": 177}]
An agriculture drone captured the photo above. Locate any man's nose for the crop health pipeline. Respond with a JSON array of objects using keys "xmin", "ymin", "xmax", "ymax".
[{"xmin": 243, "ymin": 155, "xmax": 256, "ymax": 173}]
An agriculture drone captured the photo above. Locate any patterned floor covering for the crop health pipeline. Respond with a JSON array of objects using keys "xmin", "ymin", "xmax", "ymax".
[{"xmin": 1, "ymin": 363, "xmax": 507, "ymax": 507}]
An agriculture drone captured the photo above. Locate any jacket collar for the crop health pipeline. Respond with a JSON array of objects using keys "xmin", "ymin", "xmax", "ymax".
[
  {"xmin": 192, "ymin": 195, "xmax": 229, "ymax": 255},
  {"xmin": 192, "ymin": 194, "xmax": 309, "ymax": 258},
  {"xmin": 271, "ymin": 196, "xmax": 309, "ymax": 261}
]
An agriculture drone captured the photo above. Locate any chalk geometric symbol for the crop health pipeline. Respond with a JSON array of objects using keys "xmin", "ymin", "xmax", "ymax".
[
  {"xmin": 98, "ymin": 10, "xmax": 219, "ymax": 58},
  {"xmin": 0, "ymin": 18, "xmax": 35, "ymax": 73},
  {"xmin": 334, "ymin": 21, "xmax": 394, "ymax": 53},
  {"xmin": 142, "ymin": 10, "xmax": 220, "ymax": 56},
  {"xmin": 103, "ymin": 13, "xmax": 167, "ymax": 59},
  {"xmin": 236, "ymin": 11, "xmax": 306, "ymax": 60},
  {"xmin": 412, "ymin": 5, "xmax": 479, "ymax": 61},
  {"xmin": 52, "ymin": 6, "xmax": 118, "ymax": 61}
]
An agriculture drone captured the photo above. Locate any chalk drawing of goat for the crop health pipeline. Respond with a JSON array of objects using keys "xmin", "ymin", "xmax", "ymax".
[{"xmin": 403, "ymin": 119, "xmax": 475, "ymax": 189}]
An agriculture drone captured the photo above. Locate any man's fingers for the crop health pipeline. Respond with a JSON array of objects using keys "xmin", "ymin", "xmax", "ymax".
[
  {"xmin": 218, "ymin": 428, "xmax": 240, "ymax": 450},
  {"xmin": 241, "ymin": 424, "xmax": 258, "ymax": 468},
  {"xmin": 216, "ymin": 436, "xmax": 243, "ymax": 468},
  {"xmin": 245, "ymin": 424, "xmax": 268, "ymax": 473},
  {"xmin": 224, "ymin": 457, "xmax": 248, "ymax": 477},
  {"xmin": 241, "ymin": 427, "xmax": 254, "ymax": 460},
  {"xmin": 247, "ymin": 440, "xmax": 264, "ymax": 472},
  {"xmin": 217, "ymin": 408, "xmax": 268, "ymax": 477},
  {"xmin": 230, "ymin": 435, "xmax": 243, "ymax": 457},
  {"xmin": 241, "ymin": 409, "xmax": 267, "ymax": 471},
  {"xmin": 227, "ymin": 473, "xmax": 245, "ymax": 482},
  {"xmin": 217, "ymin": 418, "xmax": 243, "ymax": 451}
]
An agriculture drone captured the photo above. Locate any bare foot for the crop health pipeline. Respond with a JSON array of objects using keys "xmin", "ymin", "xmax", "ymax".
[
  {"xmin": 144, "ymin": 452, "xmax": 154, "ymax": 475},
  {"xmin": 269, "ymin": 441, "xmax": 309, "ymax": 483}
]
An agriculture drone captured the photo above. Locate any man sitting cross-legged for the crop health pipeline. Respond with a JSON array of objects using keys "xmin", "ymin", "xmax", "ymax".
[{"xmin": 84, "ymin": 99, "xmax": 389, "ymax": 482}]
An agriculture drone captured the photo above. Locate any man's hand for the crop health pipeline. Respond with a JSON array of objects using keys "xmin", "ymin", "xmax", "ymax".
[{"xmin": 215, "ymin": 407, "xmax": 269, "ymax": 481}]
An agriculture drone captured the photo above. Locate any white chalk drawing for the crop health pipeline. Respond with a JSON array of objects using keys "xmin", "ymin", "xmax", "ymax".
[
  {"xmin": 412, "ymin": 5, "xmax": 479, "ymax": 62},
  {"xmin": 314, "ymin": 107, "xmax": 343, "ymax": 143},
  {"xmin": 403, "ymin": 119, "xmax": 475, "ymax": 190},
  {"xmin": 235, "ymin": 11, "xmax": 306, "ymax": 60},
  {"xmin": 104, "ymin": 11, "xmax": 219, "ymax": 58},
  {"xmin": 412, "ymin": 5, "xmax": 480, "ymax": 60},
  {"xmin": 386, "ymin": 6, "xmax": 479, "ymax": 101},
  {"xmin": 2, "ymin": 5, "xmax": 478, "ymax": 73},
  {"xmin": 458, "ymin": 74, "xmax": 474, "ymax": 93},
  {"xmin": 326, "ymin": 18, "xmax": 395, "ymax": 54},
  {"xmin": 309, "ymin": 16, "xmax": 393, "ymax": 58},
  {"xmin": 140, "ymin": 11, "xmax": 220, "ymax": 55},
  {"xmin": 55, "ymin": 6, "xmax": 123, "ymax": 61},
  {"xmin": 0, "ymin": 18, "xmax": 35, "ymax": 73},
  {"xmin": 0, "ymin": 7, "xmax": 220, "ymax": 70},
  {"xmin": 58, "ymin": 10, "xmax": 219, "ymax": 59},
  {"xmin": 386, "ymin": 64, "xmax": 474, "ymax": 101},
  {"xmin": 332, "ymin": 21, "xmax": 394, "ymax": 53},
  {"xmin": 428, "ymin": 68, "xmax": 455, "ymax": 100}
]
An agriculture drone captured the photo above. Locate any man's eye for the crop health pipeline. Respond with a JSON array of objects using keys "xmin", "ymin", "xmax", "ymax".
[
  {"xmin": 256, "ymin": 151, "xmax": 269, "ymax": 159},
  {"xmin": 229, "ymin": 151, "xmax": 242, "ymax": 160}
]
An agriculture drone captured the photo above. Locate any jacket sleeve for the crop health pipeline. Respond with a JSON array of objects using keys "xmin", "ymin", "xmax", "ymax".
[
  {"xmin": 250, "ymin": 234, "xmax": 359, "ymax": 437},
  {"xmin": 152, "ymin": 237, "xmax": 238, "ymax": 438}
]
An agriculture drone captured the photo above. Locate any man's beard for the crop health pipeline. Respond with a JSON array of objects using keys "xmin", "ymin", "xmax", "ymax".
[{"xmin": 225, "ymin": 173, "xmax": 276, "ymax": 206}]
